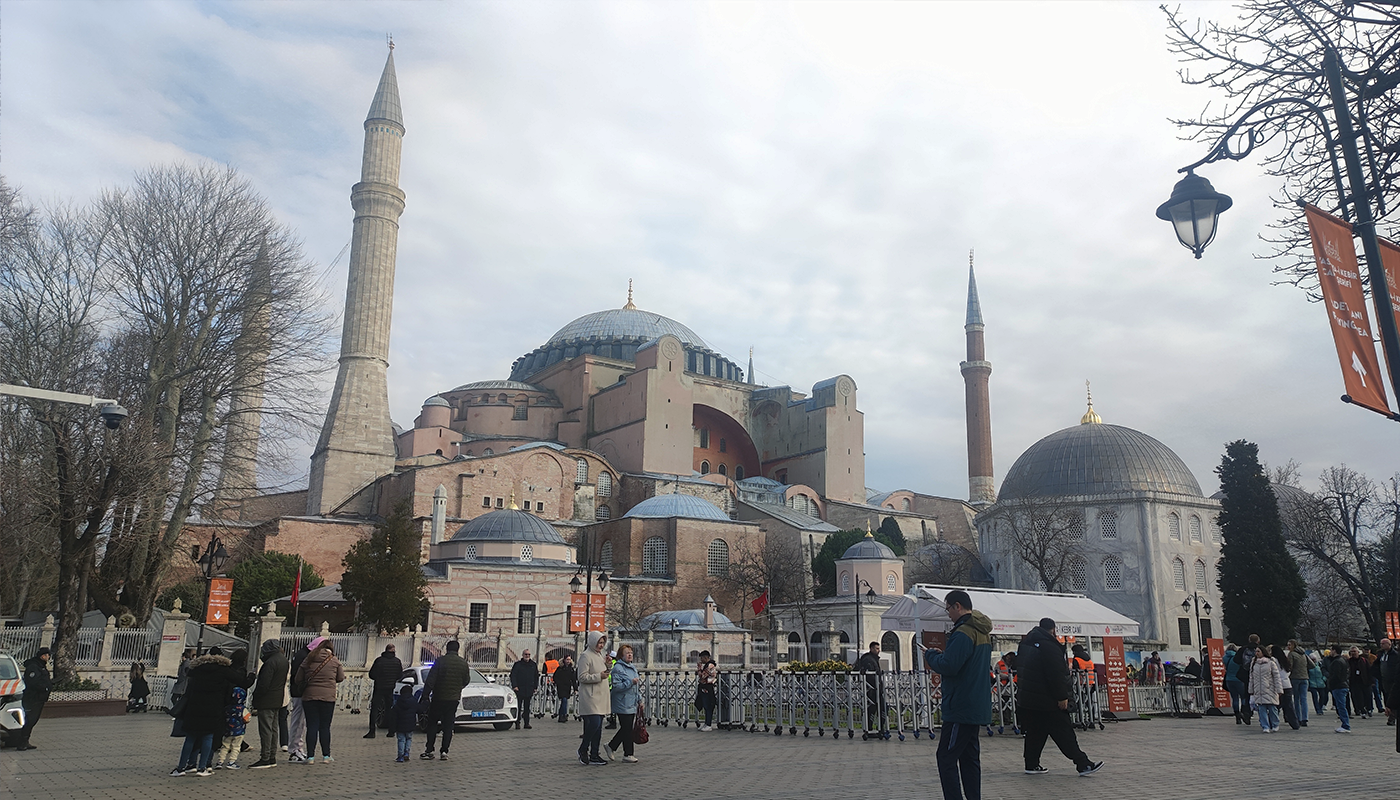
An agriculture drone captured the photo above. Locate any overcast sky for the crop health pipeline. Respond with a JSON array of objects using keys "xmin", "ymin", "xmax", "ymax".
[{"xmin": 3, "ymin": 1, "xmax": 1395, "ymax": 500}]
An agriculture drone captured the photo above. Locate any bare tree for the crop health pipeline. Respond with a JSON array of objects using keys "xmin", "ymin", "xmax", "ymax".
[
  {"xmin": 983, "ymin": 500, "xmax": 1087, "ymax": 593},
  {"xmin": 1295, "ymin": 558, "xmax": 1367, "ymax": 643},
  {"xmin": 906, "ymin": 541, "xmax": 990, "ymax": 587},
  {"xmin": 1164, "ymin": 1, "xmax": 1400, "ymax": 293}
]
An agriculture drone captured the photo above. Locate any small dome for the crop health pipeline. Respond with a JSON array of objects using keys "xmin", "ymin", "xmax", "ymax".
[
  {"xmin": 842, "ymin": 534, "xmax": 896, "ymax": 560},
  {"xmin": 1000, "ymin": 422, "xmax": 1202, "ymax": 500},
  {"xmin": 738, "ymin": 476, "xmax": 784, "ymax": 488},
  {"xmin": 624, "ymin": 494, "xmax": 729, "ymax": 521},
  {"xmin": 423, "ymin": 395, "xmax": 451, "ymax": 408},
  {"xmin": 635, "ymin": 609, "xmax": 739, "ymax": 630},
  {"xmin": 449, "ymin": 379, "xmax": 544, "ymax": 393},
  {"xmin": 450, "ymin": 509, "xmax": 565, "ymax": 544}
]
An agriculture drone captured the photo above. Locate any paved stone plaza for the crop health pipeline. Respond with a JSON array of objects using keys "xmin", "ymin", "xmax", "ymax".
[{"xmin": 3, "ymin": 711, "xmax": 1395, "ymax": 799}]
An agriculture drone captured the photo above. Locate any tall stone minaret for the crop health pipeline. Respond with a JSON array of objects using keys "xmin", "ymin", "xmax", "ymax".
[
  {"xmin": 213, "ymin": 240, "xmax": 272, "ymax": 512},
  {"xmin": 307, "ymin": 45, "xmax": 405, "ymax": 516},
  {"xmin": 960, "ymin": 250, "xmax": 995, "ymax": 506}
]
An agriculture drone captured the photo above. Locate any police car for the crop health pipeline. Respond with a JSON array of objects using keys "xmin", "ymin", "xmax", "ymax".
[
  {"xmin": 395, "ymin": 664, "xmax": 517, "ymax": 731},
  {"xmin": 0, "ymin": 653, "xmax": 25, "ymax": 746}
]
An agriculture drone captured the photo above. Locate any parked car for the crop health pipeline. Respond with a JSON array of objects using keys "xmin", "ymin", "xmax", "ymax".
[
  {"xmin": 395, "ymin": 664, "xmax": 517, "ymax": 731},
  {"xmin": 0, "ymin": 653, "xmax": 26, "ymax": 747}
]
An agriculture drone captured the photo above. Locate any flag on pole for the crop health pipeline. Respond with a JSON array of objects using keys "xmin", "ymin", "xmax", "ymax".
[
  {"xmin": 751, "ymin": 589, "xmax": 769, "ymax": 616},
  {"xmin": 291, "ymin": 558, "xmax": 302, "ymax": 609}
]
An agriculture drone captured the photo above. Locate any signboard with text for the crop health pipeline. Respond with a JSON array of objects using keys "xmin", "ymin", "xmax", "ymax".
[
  {"xmin": 1375, "ymin": 238, "xmax": 1400, "ymax": 382},
  {"xmin": 1101, "ymin": 636, "xmax": 1130, "ymax": 713},
  {"xmin": 568, "ymin": 592, "xmax": 607, "ymax": 632},
  {"xmin": 1387, "ymin": 611, "xmax": 1400, "ymax": 640},
  {"xmin": 1207, "ymin": 638, "xmax": 1231, "ymax": 709},
  {"xmin": 206, "ymin": 578, "xmax": 234, "ymax": 626}
]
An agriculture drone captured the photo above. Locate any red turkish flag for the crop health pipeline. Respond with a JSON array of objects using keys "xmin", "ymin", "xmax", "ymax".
[{"xmin": 750, "ymin": 590, "xmax": 768, "ymax": 616}]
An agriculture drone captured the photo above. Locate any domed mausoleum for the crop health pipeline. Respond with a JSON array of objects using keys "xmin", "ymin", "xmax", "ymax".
[{"xmin": 977, "ymin": 397, "xmax": 1222, "ymax": 656}]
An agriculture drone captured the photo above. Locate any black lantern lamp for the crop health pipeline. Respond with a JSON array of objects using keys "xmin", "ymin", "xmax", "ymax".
[{"xmin": 1157, "ymin": 171, "xmax": 1234, "ymax": 258}]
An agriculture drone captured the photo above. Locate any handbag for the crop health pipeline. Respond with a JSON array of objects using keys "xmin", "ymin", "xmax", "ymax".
[
  {"xmin": 633, "ymin": 703, "xmax": 649, "ymax": 745},
  {"xmin": 168, "ymin": 692, "xmax": 188, "ymax": 719}
]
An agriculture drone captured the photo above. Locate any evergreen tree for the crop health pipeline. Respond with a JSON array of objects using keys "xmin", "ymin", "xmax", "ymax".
[
  {"xmin": 340, "ymin": 499, "xmax": 428, "ymax": 634},
  {"xmin": 227, "ymin": 552, "xmax": 324, "ymax": 638},
  {"xmin": 1215, "ymin": 440, "xmax": 1306, "ymax": 646},
  {"xmin": 877, "ymin": 516, "xmax": 908, "ymax": 555},
  {"xmin": 811, "ymin": 528, "xmax": 900, "ymax": 598}
]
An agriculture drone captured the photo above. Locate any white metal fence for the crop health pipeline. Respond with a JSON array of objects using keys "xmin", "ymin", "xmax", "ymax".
[{"xmin": 0, "ymin": 627, "xmax": 42, "ymax": 659}]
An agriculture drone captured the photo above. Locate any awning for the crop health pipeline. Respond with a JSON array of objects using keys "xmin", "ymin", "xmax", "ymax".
[{"xmin": 880, "ymin": 584, "xmax": 1140, "ymax": 638}]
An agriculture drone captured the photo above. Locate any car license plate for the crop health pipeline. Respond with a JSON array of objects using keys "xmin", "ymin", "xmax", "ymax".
[{"xmin": 470, "ymin": 711, "xmax": 495, "ymax": 718}]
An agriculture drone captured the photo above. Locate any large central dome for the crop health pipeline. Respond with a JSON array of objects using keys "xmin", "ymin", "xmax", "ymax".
[
  {"xmin": 545, "ymin": 308, "xmax": 708, "ymax": 350},
  {"xmin": 998, "ymin": 421, "xmax": 1203, "ymax": 500}
]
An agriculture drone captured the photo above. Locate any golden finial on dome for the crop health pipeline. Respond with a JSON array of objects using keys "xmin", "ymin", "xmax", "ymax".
[
  {"xmin": 623, "ymin": 279, "xmax": 636, "ymax": 310},
  {"xmin": 865, "ymin": 519, "xmax": 874, "ymax": 538},
  {"xmin": 1080, "ymin": 380, "xmax": 1102, "ymax": 425},
  {"xmin": 509, "ymin": 491, "xmax": 519, "ymax": 510}
]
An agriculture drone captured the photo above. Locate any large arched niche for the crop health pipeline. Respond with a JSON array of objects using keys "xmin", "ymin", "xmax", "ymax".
[{"xmin": 691, "ymin": 404, "xmax": 760, "ymax": 479}]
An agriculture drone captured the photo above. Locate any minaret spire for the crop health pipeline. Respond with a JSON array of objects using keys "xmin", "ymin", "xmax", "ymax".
[
  {"xmin": 960, "ymin": 250, "xmax": 996, "ymax": 506},
  {"xmin": 307, "ymin": 47, "xmax": 407, "ymax": 516},
  {"xmin": 747, "ymin": 346, "xmax": 755, "ymax": 385}
]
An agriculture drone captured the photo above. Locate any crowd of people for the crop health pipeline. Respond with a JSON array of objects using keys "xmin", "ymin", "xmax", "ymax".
[{"xmin": 1222, "ymin": 636, "xmax": 1397, "ymax": 735}]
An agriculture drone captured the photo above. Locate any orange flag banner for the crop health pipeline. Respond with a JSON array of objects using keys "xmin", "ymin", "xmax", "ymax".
[
  {"xmin": 1303, "ymin": 204, "xmax": 1391, "ymax": 416},
  {"xmin": 1373, "ymin": 237, "xmax": 1400, "ymax": 383}
]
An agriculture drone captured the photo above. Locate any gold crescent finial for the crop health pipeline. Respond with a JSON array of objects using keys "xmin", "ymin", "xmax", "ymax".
[
  {"xmin": 865, "ymin": 519, "xmax": 873, "ymax": 537},
  {"xmin": 969, "ymin": 248, "xmax": 974, "ymax": 269},
  {"xmin": 623, "ymin": 279, "xmax": 636, "ymax": 310},
  {"xmin": 508, "ymin": 491, "xmax": 519, "ymax": 510},
  {"xmin": 387, "ymin": 33, "xmax": 395, "ymax": 51},
  {"xmin": 1081, "ymin": 380, "xmax": 1102, "ymax": 425}
]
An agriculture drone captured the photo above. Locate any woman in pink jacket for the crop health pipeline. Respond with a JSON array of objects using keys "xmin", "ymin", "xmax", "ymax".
[
  {"xmin": 1248, "ymin": 646, "xmax": 1284, "ymax": 733},
  {"xmin": 294, "ymin": 638, "xmax": 345, "ymax": 762}
]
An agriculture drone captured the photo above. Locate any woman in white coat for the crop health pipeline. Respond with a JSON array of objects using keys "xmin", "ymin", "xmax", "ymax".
[
  {"xmin": 576, "ymin": 632, "xmax": 610, "ymax": 765},
  {"xmin": 1249, "ymin": 645, "xmax": 1284, "ymax": 732}
]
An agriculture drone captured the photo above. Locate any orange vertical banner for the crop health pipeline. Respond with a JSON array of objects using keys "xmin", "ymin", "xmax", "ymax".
[
  {"xmin": 1206, "ymin": 638, "xmax": 1231, "ymax": 709},
  {"xmin": 568, "ymin": 593, "xmax": 586, "ymax": 632},
  {"xmin": 1373, "ymin": 237, "xmax": 1400, "ymax": 382},
  {"xmin": 588, "ymin": 593, "xmax": 607, "ymax": 631},
  {"xmin": 1101, "ymin": 636, "xmax": 1130, "ymax": 714},
  {"xmin": 1304, "ymin": 204, "xmax": 1391, "ymax": 416},
  {"xmin": 206, "ymin": 578, "xmax": 234, "ymax": 626}
]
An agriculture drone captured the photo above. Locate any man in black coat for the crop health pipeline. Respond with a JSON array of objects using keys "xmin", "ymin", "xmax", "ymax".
[
  {"xmin": 510, "ymin": 650, "xmax": 540, "ymax": 729},
  {"xmin": 250, "ymin": 640, "xmax": 289, "ymax": 768},
  {"xmin": 552, "ymin": 656, "xmax": 577, "ymax": 722},
  {"xmin": 13, "ymin": 647, "xmax": 52, "ymax": 751},
  {"xmin": 1015, "ymin": 619, "xmax": 1101, "ymax": 777},
  {"xmin": 856, "ymin": 641, "xmax": 885, "ymax": 733},
  {"xmin": 366, "ymin": 644, "xmax": 404, "ymax": 738}
]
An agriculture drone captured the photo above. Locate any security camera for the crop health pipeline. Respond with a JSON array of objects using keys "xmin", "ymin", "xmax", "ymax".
[{"xmin": 98, "ymin": 403, "xmax": 128, "ymax": 430}]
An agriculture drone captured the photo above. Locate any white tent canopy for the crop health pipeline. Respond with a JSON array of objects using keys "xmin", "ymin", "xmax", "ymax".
[{"xmin": 881, "ymin": 584, "xmax": 1140, "ymax": 639}]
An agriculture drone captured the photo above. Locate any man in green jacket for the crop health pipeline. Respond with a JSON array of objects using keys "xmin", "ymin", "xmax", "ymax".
[
  {"xmin": 422, "ymin": 641, "xmax": 470, "ymax": 760},
  {"xmin": 925, "ymin": 590, "xmax": 992, "ymax": 800}
]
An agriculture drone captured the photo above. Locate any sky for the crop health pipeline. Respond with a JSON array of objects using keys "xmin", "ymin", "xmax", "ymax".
[{"xmin": 3, "ymin": 0, "xmax": 1396, "ymax": 500}]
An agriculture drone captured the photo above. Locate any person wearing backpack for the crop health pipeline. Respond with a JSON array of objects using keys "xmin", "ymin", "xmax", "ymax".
[{"xmin": 1232, "ymin": 633, "xmax": 1259, "ymax": 725}]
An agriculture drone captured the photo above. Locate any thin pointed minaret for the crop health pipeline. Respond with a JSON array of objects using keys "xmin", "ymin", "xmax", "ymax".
[
  {"xmin": 960, "ymin": 250, "xmax": 995, "ymax": 506},
  {"xmin": 213, "ymin": 239, "xmax": 273, "ymax": 514},
  {"xmin": 747, "ymin": 346, "xmax": 755, "ymax": 385},
  {"xmin": 307, "ymin": 43, "xmax": 406, "ymax": 516}
]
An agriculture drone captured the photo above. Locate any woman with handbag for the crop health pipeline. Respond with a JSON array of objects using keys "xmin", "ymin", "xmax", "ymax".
[
  {"xmin": 695, "ymin": 650, "xmax": 718, "ymax": 731},
  {"xmin": 294, "ymin": 638, "xmax": 345, "ymax": 763},
  {"xmin": 604, "ymin": 645, "xmax": 642, "ymax": 763}
]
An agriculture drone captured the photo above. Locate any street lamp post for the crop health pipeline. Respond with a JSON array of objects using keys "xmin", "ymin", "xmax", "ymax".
[
  {"xmin": 1159, "ymin": 47, "xmax": 1400, "ymax": 411},
  {"xmin": 853, "ymin": 577, "xmax": 875, "ymax": 661},
  {"xmin": 190, "ymin": 532, "xmax": 229, "ymax": 655},
  {"xmin": 568, "ymin": 529, "xmax": 609, "ymax": 657},
  {"xmin": 1181, "ymin": 592, "xmax": 1213, "ymax": 671}
]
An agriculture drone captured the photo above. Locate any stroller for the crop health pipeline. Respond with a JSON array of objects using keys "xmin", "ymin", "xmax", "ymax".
[{"xmin": 127, "ymin": 664, "xmax": 150, "ymax": 712}]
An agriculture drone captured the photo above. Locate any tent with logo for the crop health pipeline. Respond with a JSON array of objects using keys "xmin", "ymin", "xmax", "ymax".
[{"xmin": 880, "ymin": 584, "xmax": 1140, "ymax": 640}]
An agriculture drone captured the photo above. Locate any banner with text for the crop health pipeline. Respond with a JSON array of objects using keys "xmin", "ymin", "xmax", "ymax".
[
  {"xmin": 1373, "ymin": 237, "xmax": 1400, "ymax": 384},
  {"xmin": 1387, "ymin": 611, "xmax": 1400, "ymax": 640},
  {"xmin": 1304, "ymin": 204, "xmax": 1391, "ymax": 416},
  {"xmin": 1207, "ymin": 638, "xmax": 1231, "ymax": 709},
  {"xmin": 1101, "ymin": 636, "xmax": 1130, "ymax": 713},
  {"xmin": 206, "ymin": 578, "xmax": 234, "ymax": 626},
  {"xmin": 568, "ymin": 592, "xmax": 608, "ymax": 632}
]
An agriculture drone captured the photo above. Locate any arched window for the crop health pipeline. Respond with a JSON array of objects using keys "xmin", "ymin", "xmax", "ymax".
[
  {"xmin": 1067, "ymin": 510, "xmax": 1085, "ymax": 541},
  {"xmin": 735, "ymin": 465, "xmax": 745, "ymax": 480},
  {"xmin": 700, "ymin": 460, "xmax": 710, "ymax": 475},
  {"xmin": 497, "ymin": 393, "xmax": 508, "ymax": 404},
  {"xmin": 1070, "ymin": 556, "xmax": 1088, "ymax": 591},
  {"xmin": 483, "ymin": 448, "xmax": 494, "ymax": 456},
  {"xmin": 643, "ymin": 536, "xmax": 668, "ymax": 576},
  {"xmin": 840, "ymin": 571, "xmax": 851, "ymax": 594},
  {"xmin": 1172, "ymin": 558, "xmax": 1187, "ymax": 590},
  {"xmin": 1189, "ymin": 515, "xmax": 1203, "ymax": 543},
  {"xmin": 1210, "ymin": 522, "xmax": 1222, "ymax": 544},
  {"xmin": 599, "ymin": 541, "xmax": 613, "ymax": 571},
  {"xmin": 1103, "ymin": 556, "xmax": 1123, "ymax": 591},
  {"xmin": 1194, "ymin": 559, "xmax": 1207, "ymax": 591},
  {"xmin": 576, "ymin": 458, "xmax": 588, "ymax": 484},
  {"xmin": 1168, "ymin": 512, "xmax": 1182, "ymax": 541},
  {"xmin": 1099, "ymin": 508, "xmax": 1118, "ymax": 539},
  {"xmin": 480, "ymin": 394, "xmax": 490, "ymax": 403},
  {"xmin": 901, "ymin": 497, "xmax": 911, "ymax": 511},
  {"xmin": 595, "ymin": 504, "xmax": 611, "ymax": 521},
  {"xmin": 719, "ymin": 438, "xmax": 727, "ymax": 453},
  {"xmin": 886, "ymin": 573, "xmax": 897, "ymax": 593},
  {"xmin": 521, "ymin": 544, "xmax": 533, "ymax": 562},
  {"xmin": 718, "ymin": 464, "xmax": 727, "ymax": 477},
  {"xmin": 707, "ymin": 539, "xmax": 730, "ymax": 577},
  {"xmin": 597, "ymin": 472, "xmax": 612, "ymax": 497}
]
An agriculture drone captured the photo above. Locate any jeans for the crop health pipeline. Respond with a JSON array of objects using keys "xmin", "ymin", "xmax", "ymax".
[
  {"xmin": 257, "ymin": 708, "xmax": 279, "ymax": 763},
  {"xmin": 1257, "ymin": 703, "xmax": 1279, "ymax": 731},
  {"xmin": 1311, "ymin": 686, "xmax": 1327, "ymax": 713},
  {"xmin": 1291, "ymin": 679, "xmax": 1309, "ymax": 723},
  {"xmin": 698, "ymin": 688, "xmax": 716, "ymax": 726},
  {"xmin": 1226, "ymin": 680, "xmax": 1249, "ymax": 722},
  {"xmin": 1332, "ymin": 688, "xmax": 1351, "ymax": 729},
  {"xmin": 936, "ymin": 722, "xmax": 981, "ymax": 800},
  {"xmin": 424, "ymin": 700, "xmax": 456, "ymax": 754},
  {"xmin": 557, "ymin": 697, "xmax": 570, "ymax": 720},
  {"xmin": 607, "ymin": 712, "xmax": 636, "ymax": 757},
  {"xmin": 178, "ymin": 733, "xmax": 214, "ymax": 771},
  {"xmin": 514, "ymin": 690, "xmax": 534, "ymax": 727},
  {"xmin": 288, "ymin": 698, "xmax": 306, "ymax": 757},
  {"xmin": 302, "ymin": 699, "xmax": 334, "ymax": 757},
  {"xmin": 396, "ymin": 732, "xmax": 412, "ymax": 759},
  {"xmin": 1019, "ymin": 708, "xmax": 1090, "ymax": 771},
  {"xmin": 579, "ymin": 714, "xmax": 603, "ymax": 760}
]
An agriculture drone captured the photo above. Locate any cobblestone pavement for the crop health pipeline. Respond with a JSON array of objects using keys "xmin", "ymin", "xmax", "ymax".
[{"xmin": 3, "ymin": 710, "xmax": 1396, "ymax": 799}]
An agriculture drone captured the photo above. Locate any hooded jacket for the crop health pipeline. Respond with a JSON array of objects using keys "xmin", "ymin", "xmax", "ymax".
[
  {"xmin": 252, "ymin": 643, "xmax": 289, "ymax": 710},
  {"xmin": 1249, "ymin": 655, "xmax": 1283, "ymax": 705},
  {"xmin": 924, "ymin": 610, "xmax": 993, "ymax": 725},
  {"xmin": 1014, "ymin": 626, "xmax": 1070, "ymax": 713},
  {"xmin": 576, "ymin": 632, "xmax": 611, "ymax": 716},
  {"xmin": 390, "ymin": 686, "xmax": 419, "ymax": 733},
  {"xmin": 294, "ymin": 645, "xmax": 345, "ymax": 703},
  {"xmin": 609, "ymin": 658, "xmax": 641, "ymax": 715},
  {"xmin": 553, "ymin": 661, "xmax": 577, "ymax": 700},
  {"xmin": 181, "ymin": 654, "xmax": 254, "ymax": 734},
  {"xmin": 21, "ymin": 655, "xmax": 51, "ymax": 703}
]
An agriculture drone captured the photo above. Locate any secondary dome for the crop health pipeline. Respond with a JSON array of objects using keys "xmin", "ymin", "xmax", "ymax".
[
  {"xmin": 450, "ymin": 509, "xmax": 565, "ymax": 544},
  {"xmin": 842, "ymin": 534, "xmax": 897, "ymax": 560},
  {"xmin": 624, "ymin": 494, "xmax": 730, "ymax": 521},
  {"xmin": 999, "ymin": 421, "xmax": 1203, "ymax": 500}
]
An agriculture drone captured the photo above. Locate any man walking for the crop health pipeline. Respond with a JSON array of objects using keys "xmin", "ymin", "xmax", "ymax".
[
  {"xmin": 12, "ymin": 647, "xmax": 51, "ymax": 751},
  {"xmin": 421, "ymin": 641, "xmax": 470, "ymax": 760},
  {"xmin": 366, "ymin": 644, "xmax": 403, "ymax": 738},
  {"xmin": 553, "ymin": 655, "xmax": 577, "ymax": 722},
  {"xmin": 1287, "ymin": 640, "xmax": 1310, "ymax": 727},
  {"xmin": 286, "ymin": 642, "xmax": 311, "ymax": 762},
  {"xmin": 856, "ymin": 641, "xmax": 884, "ymax": 734},
  {"xmin": 1015, "ymin": 619, "xmax": 1102, "ymax": 777},
  {"xmin": 510, "ymin": 650, "xmax": 540, "ymax": 729},
  {"xmin": 1327, "ymin": 648, "xmax": 1351, "ymax": 732},
  {"xmin": 925, "ymin": 590, "xmax": 992, "ymax": 800},
  {"xmin": 1375, "ymin": 639, "xmax": 1398, "ymax": 726},
  {"xmin": 249, "ymin": 640, "xmax": 288, "ymax": 769}
]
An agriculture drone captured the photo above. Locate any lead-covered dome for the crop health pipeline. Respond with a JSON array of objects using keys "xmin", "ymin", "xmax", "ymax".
[
  {"xmin": 545, "ymin": 308, "xmax": 707, "ymax": 350},
  {"xmin": 999, "ymin": 422, "xmax": 1203, "ymax": 500},
  {"xmin": 450, "ymin": 509, "xmax": 565, "ymax": 544},
  {"xmin": 624, "ymin": 494, "xmax": 730, "ymax": 521},
  {"xmin": 842, "ymin": 534, "xmax": 897, "ymax": 560}
]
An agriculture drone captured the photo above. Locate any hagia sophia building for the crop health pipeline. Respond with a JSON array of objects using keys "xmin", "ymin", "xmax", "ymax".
[{"xmin": 199, "ymin": 48, "xmax": 1223, "ymax": 664}]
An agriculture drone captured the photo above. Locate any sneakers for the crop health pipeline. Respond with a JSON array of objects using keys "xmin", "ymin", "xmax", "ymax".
[
  {"xmin": 699, "ymin": 724, "xmax": 713, "ymax": 731},
  {"xmin": 169, "ymin": 769, "xmax": 186, "ymax": 777},
  {"xmin": 603, "ymin": 744, "xmax": 615, "ymax": 761},
  {"xmin": 213, "ymin": 762, "xmax": 225, "ymax": 770},
  {"xmin": 578, "ymin": 753, "xmax": 589, "ymax": 765},
  {"xmin": 395, "ymin": 756, "xmax": 405, "ymax": 763},
  {"xmin": 288, "ymin": 754, "xmax": 306, "ymax": 763},
  {"xmin": 1024, "ymin": 766, "xmax": 1050, "ymax": 775},
  {"xmin": 589, "ymin": 756, "xmax": 608, "ymax": 766},
  {"xmin": 1335, "ymin": 727, "xmax": 1352, "ymax": 733},
  {"xmin": 250, "ymin": 760, "xmax": 276, "ymax": 769},
  {"xmin": 224, "ymin": 762, "xmax": 241, "ymax": 770},
  {"xmin": 321, "ymin": 756, "xmax": 334, "ymax": 763},
  {"xmin": 280, "ymin": 745, "xmax": 289, "ymax": 752},
  {"xmin": 437, "ymin": 752, "xmax": 448, "ymax": 761},
  {"xmin": 195, "ymin": 768, "xmax": 214, "ymax": 777},
  {"xmin": 420, "ymin": 752, "xmax": 436, "ymax": 761},
  {"xmin": 622, "ymin": 755, "xmax": 639, "ymax": 763},
  {"xmin": 363, "ymin": 732, "xmax": 376, "ymax": 739},
  {"xmin": 1078, "ymin": 761, "xmax": 1104, "ymax": 777}
]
